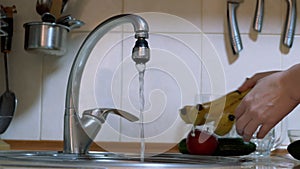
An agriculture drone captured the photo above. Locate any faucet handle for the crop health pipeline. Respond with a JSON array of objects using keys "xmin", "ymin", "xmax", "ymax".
[{"xmin": 82, "ymin": 108, "xmax": 139, "ymax": 123}]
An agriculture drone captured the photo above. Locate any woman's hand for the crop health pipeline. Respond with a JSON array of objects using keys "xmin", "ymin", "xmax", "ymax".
[{"xmin": 235, "ymin": 65, "xmax": 300, "ymax": 142}]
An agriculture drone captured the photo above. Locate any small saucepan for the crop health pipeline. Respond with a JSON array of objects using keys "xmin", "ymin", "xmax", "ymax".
[{"xmin": 23, "ymin": 22, "xmax": 69, "ymax": 56}]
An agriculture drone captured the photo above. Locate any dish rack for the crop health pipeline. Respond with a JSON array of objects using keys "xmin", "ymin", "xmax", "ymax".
[{"xmin": 0, "ymin": 8, "xmax": 7, "ymax": 37}]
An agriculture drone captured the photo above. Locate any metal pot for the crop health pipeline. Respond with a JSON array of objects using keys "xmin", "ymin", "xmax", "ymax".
[{"xmin": 23, "ymin": 21, "xmax": 69, "ymax": 56}]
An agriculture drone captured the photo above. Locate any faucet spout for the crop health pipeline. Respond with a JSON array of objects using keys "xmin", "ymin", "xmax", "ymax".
[{"xmin": 63, "ymin": 14, "xmax": 149, "ymax": 154}]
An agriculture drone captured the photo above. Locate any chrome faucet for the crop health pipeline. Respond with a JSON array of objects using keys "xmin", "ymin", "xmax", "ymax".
[{"xmin": 63, "ymin": 14, "xmax": 150, "ymax": 154}]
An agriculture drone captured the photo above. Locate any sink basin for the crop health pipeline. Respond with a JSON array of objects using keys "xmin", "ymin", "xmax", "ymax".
[
  {"xmin": 1, "ymin": 151, "xmax": 298, "ymax": 168},
  {"xmin": 0, "ymin": 151, "xmax": 244, "ymax": 168}
]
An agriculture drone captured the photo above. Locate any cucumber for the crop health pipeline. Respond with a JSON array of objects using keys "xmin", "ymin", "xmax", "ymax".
[
  {"xmin": 287, "ymin": 140, "xmax": 300, "ymax": 160},
  {"xmin": 213, "ymin": 138, "xmax": 256, "ymax": 156},
  {"xmin": 178, "ymin": 138, "xmax": 189, "ymax": 154}
]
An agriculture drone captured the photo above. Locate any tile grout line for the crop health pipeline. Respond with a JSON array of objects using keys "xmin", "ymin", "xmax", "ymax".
[
  {"xmin": 280, "ymin": 0, "xmax": 285, "ymax": 69},
  {"xmin": 119, "ymin": 0, "xmax": 125, "ymax": 142},
  {"xmin": 39, "ymin": 54, "xmax": 45, "ymax": 140},
  {"xmin": 200, "ymin": 0, "xmax": 204, "ymax": 95}
]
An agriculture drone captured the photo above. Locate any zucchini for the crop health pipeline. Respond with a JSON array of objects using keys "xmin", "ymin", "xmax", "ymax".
[
  {"xmin": 178, "ymin": 138, "xmax": 189, "ymax": 154},
  {"xmin": 213, "ymin": 138, "xmax": 256, "ymax": 156}
]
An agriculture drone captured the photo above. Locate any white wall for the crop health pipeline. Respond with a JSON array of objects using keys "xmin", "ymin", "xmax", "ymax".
[{"xmin": 0, "ymin": 0, "xmax": 299, "ymax": 146}]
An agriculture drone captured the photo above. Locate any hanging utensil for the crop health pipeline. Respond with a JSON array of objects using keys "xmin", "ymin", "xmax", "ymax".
[
  {"xmin": 253, "ymin": 0, "xmax": 264, "ymax": 32},
  {"xmin": 0, "ymin": 8, "xmax": 8, "ymax": 37},
  {"xmin": 283, "ymin": 0, "xmax": 297, "ymax": 48},
  {"xmin": 56, "ymin": 14, "xmax": 72, "ymax": 24},
  {"xmin": 227, "ymin": 0, "xmax": 244, "ymax": 55},
  {"xmin": 0, "ymin": 51, "xmax": 16, "ymax": 134},
  {"xmin": 61, "ymin": 0, "xmax": 68, "ymax": 13},
  {"xmin": 41, "ymin": 12, "xmax": 56, "ymax": 23},
  {"xmin": 36, "ymin": 0, "xmax": 52, "ymax": 16},
  {"xmin": 57, "ymin": 15, "xmax": 84, "ymax": 30},
  {"xmin": 0, "ymin": 6, "xmax": 17, "ymax": 134},
  {"xmin": 36, "ymin": 0, "xmax": 66, "ymax": 20},
  {"xmin": 50, "ymin": 0, "xmax": 62, "ymax": 20},
  {"xmin": 66, "ymin": 19, "xmax": 84, "ymax": 30}
]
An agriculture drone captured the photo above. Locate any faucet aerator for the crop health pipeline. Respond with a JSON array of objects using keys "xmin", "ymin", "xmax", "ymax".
[{"xmin": 132, "ymin": 38, "xmax": 150, "ymax": 64}]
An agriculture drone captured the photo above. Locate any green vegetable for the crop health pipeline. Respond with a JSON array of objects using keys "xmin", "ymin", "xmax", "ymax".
[
  {"xmin": 213, "ymin": 137, "xmax": 256, "ymax": 156},
  {"xmin": 178, "ymin": 138, "xmax": 189, "ymax": 154}
]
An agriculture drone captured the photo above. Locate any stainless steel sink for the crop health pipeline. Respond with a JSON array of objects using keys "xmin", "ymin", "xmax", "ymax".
[
  {"xmin": 0, "ymin": 151, "xmax": 298, "ymax": 168},
  {"xmin": 0, "ymin": 151, "xmax": 243, "ymax": 168}
]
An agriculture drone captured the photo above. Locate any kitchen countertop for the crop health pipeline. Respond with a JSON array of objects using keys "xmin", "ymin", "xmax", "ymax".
[
  {"xmin": 3, "ymin": 140, "xmax": 180, "ymax": 153},
  {"xmin": 1, "ymin": 140, "xmax": 300, "ymax": 168}
]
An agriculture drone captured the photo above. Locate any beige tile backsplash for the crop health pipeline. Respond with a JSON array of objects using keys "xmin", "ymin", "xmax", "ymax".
[{"xmin": 0, "ymin": 0, "xmax": 299, "ymax": 145}]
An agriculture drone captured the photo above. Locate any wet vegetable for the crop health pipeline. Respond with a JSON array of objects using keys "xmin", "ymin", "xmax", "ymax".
[
  {"xmin": 213, "ymin": 138, "xmax": 256, "ymax": 156},
  {"xmin": 186, "ymin": 129, "xmax": 218, "ymax": 155},
  {"xmin": 178, "ymin": 138, "xmax": 189, "ymax": 154},
  {"xmin": 178, "ymin": 136, "xmax": 256, "ymax": 156}
]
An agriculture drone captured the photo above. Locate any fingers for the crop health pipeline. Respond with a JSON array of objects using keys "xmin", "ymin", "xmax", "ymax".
[
  {"xmin": 234, "ymin": 98, "xmax": 246, "ymax": 119},
  {"xmin": 256, "ymin": 124, "xmax": 273, "ymax": 139},
  {"xmin": 234, "ymin": 98, "xmax": 246, "ymax": 134},
  {"xmin": 238, "ymin": 78, "xmax": 253, "ymax": 92},
  {"xmin": 235, "ymin": 102, "xmax": 273, "ymax": 141},
  {"xmin": 235, "ymin": 101, "xmax": 251, "ymax": 137},
  {"xmin": 235, "ymin": 106, "xmax": 260, "ymax": 142},
  {"xmin": 235, "ymin": 97, "xmax": 263, "ymax": 142},
  {"xmin": 238, "ymin": 77, "xmax": 258, "ymax": 92},
  {"xmin": 241, "ymin": 120, "xmax": 261, "ymax": 142}
]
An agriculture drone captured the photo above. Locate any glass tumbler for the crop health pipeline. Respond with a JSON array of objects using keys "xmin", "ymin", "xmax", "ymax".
[{"xmin": 250, "ymin": 119, "xmax": 287, "ymax": 157}]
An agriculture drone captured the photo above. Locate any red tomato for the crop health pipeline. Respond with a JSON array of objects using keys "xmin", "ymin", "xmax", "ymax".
[{"xmin": 186, "ymin": 129, "xmax": 218, "ymax": 155}]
